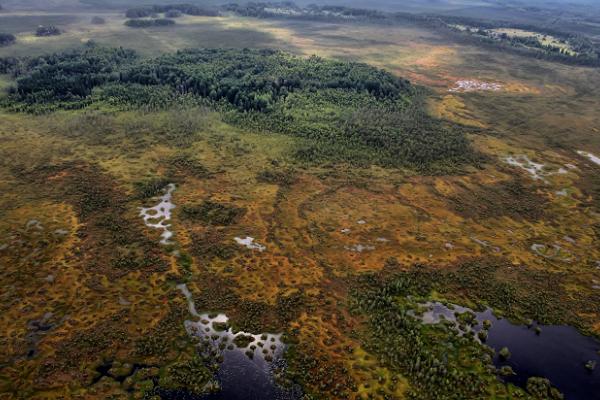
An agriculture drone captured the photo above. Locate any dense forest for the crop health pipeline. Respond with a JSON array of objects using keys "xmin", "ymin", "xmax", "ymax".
[{"xmin": 0, "ymin": 45, "xmax": 476, "ymax": 171}]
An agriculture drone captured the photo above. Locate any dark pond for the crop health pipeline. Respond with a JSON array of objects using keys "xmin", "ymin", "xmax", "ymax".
[
  {"xmin": 417, "ymin": 302, "xmax": 600, "ymax": 400},
  {"xmin": 171, "ymin": 284, "xmax": 301, "ymax": 400},
  {"xmin": 200, "ymin": 351, "xmax": 301, "ymax": 400},
  {"xmin": 157, "ymin": 350, "xmax": 301, "ymax": 400}
]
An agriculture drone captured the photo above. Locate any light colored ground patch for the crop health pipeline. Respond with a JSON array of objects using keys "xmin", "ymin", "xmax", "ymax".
[
  {"xmin": 139, "ymin": 183, "xmax": 176, "ymax": 245},
  {"xmin": 530, "ymin": 243, "xmax": 573, "ymax": 262},
  {"xmin": 234, "ymin": 236, "xmax": 266, "ymax": 252},
  {"xmin": 577, "ymin": 150, "xmax": 600, "ymax": 167},
  {"xmin": 450, "ymin": 80, "xmax": 503, "ymax": 92},
  {"xmin": 503, "ymin": 154, "xmax": 568, "ymax": 182}
]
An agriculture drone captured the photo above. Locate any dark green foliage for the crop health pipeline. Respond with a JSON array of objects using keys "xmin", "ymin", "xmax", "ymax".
[
  {"xmin": 0, "ymin": 32, "xmax": 16, "ymax": 46},
  {"xmin": 93, "ymin": 83, "xmax": 177, "ymax": 109},
  {"xmin": 275, "ymin": 290, "xmax": 305, "ymax": 325},
  {"xmin": 190, "ymin": 229, "xmax": 237, "ymax": 261},
  {"xmin": 35, "ymin": 26, "xmax": 61, "ymax": 37},
  {"xmin": 9, "ymin": 45, "xmax": 136, "ymax": 107},
  {"xmin": 447, "ymin": 177, "xmax": 546, "ymax": 221},
  {"xmin": 348, "ymin": 261, "xmax": 594, "ymax": 398},
  {"xmin": 165, "ymin": 10, "xmax": 183, "ymax": 18},
  {"xmin": 181, "ymin": 201, "xmax": 246, "ymax": 226},
  {"xmin": 4, "ymin": 46, "xmax": 475, "ymax": 170},
  {"xmin": 441, "ymin": 17, "xmax": 600, "ymax": 66},
  {"xmin": 125, "ymin": 18, "xmax": 175, "ymax": 28},
  {"xmin": 156, "ymin": 4, "xmax": 217, "ymax": 17},
  {"xmin": 498, "ymin": 346, "xmax": 511, "ymax": 360},
  {"xmin": 167, "ymin": 154, "xmax": 211, "ymax": 178},
  {"xmin": 133, "ymin": 178, "xmax": 172, "ymax": 199},
  {"xmin": 125, "ymin": 7, "xmax": 154, "ymax": 19},
  {"xmin": 134, "ymin": 307, "xmax": 189, "ymax": 359},
  {"xmin": 233, "ymin": 334, "xmax": 255, "ymax": 348},
  {"xmin": 256, "ymin": 168, "xmax": 297, "ymax": 186},
  {"xmin": 120, "ymin": 48, "xmax": 411, "ymax": 111},
  {"xmin": 351, "ymin": 272, "xmax": 498, "ymax": 399},
  {"xmin": 0, "ymin": 57, "xmax": 20, "ymax": 74},
  {"xmin": 126, "ymin": 4, "xmax": 218, "ymax": 18},
  {"xmin": 526, "ymin": 377, "xmax": 564, "ymax": 399},
  {"xmin": 159, "ymin": 356, "xmax": 216, "ymax": 395}
]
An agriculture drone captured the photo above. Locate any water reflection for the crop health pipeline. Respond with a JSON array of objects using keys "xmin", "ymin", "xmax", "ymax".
[
  {"xmin": 411, "ymin": 301, "xmax": 600, "ymax": 399},
  {"xmin": 176, "ymin": 284, "xmax": 300, "ymax": 400}
]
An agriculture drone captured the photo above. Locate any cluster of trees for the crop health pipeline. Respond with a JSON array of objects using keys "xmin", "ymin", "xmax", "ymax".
[
  {"xmin": 440, "ymin": 16, "xmax": 600, "ymax": 66},
  {"xmin": 0, "ymin": 57, "xmax": 20, "ymax": 74},
  {"xmin": 6, "ymin": 45, "xmax": 137, "ymax": 106},
  {"xmin": 224, "ymin": 2, "xmax": 600, "ymax": 67},
  {"xmin": 118, "ymin": 48, "xmax": 411, "ymax": 110},
  {"xmin": 125, "ymin": 3, "xmax": 218, "ymax": 18},
  {"xmin": 35, "ymin": 26, "xmax": 61, "ymax": 37},
  {"xmin": 165, "ymin": 10, "xmax": 183, "ymax": 18},
  {"xmin": 351, "ymin": 273, "xmax": 497, "ymax": 399},
  {"xmin": 351, "ymin": 271, "xmax": 565, "ymax": 399},
  {"xmin": 3, "ymin": 45, "xmax": 474, "ymax": 170},
  {"xmin": 124, "ymin": 18, "xmax": 175, "ymax": 28},
  {"xmin": 224, "ymin": 2, "xmax": 384, "ymax": 21},
  {"xmin": 0, "ymin": 33, "xmax": 16, "ymax": 47},
  {"xmin": 223, "ymin": 2, "xmax": 299, "ymax": 18}
]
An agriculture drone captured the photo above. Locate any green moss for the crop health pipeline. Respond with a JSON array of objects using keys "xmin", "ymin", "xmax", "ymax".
[
  {"xmin": 181, "ymin": 201, "xmax": 246, "ymax": 226},
  {"xmin": 159, "ymin": 356, "xmax": 215, "ymax": 395}
]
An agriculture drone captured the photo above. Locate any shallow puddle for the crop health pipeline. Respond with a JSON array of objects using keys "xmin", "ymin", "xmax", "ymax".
[
  {"xmin": 177, "ymin": 284, "xmax": 283, "ymax": 359},
  {"xmin": 530, "ymin": 243, "xmax": 572, "ymax": 262},
  {"xmin": 139, "ymin": 183, "xmax": 176, "ymax": 245},
  {"xmin": 449, "ymin": 80, "xmax": 503, "ymax": 92},
  {"xmin": 234, "ymin": 237, "xmax": 266, "ymax": 252},
  {"xmin": 503, "ymin": 155, "xmax": 567, "ymax": 182},
  {"xmin": 345, "ymin": 243, "xmax": 375, "ymax": 252}
]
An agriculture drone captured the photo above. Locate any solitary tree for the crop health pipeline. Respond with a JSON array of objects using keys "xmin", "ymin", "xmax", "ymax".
[
  {"xmin": 35, "ymin": 25, "xmax": 61, "ymax": 37},
  {"xmin": 0, "ymin": 32, "xmax": 16, "ymax": 46}
]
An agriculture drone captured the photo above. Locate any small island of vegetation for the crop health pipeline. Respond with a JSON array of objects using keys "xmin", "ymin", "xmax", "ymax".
[
  {"xmin": 0, "ymin": 33, "xmax": 16, "ymax": 47},
  {"xmin": 35, "ymin": 25, "xmax": 61, "ymax": 37}
]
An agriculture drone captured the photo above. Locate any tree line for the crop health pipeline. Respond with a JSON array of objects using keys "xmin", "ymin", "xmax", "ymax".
[
  {"xmin": 125, "ymin": 3, "xmax": 218, "ymax": 18},
  {"xmin": 224, "ymin": 2, "xmax": 600, "ymax": 67},
  {"xmin": 1, "ymin": 45, "xmax": 476, "ymax": 172}
]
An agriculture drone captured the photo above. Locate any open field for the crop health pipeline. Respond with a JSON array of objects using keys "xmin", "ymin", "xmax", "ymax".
[{"xmin": 1, "ymin": 3, "xmax": 600, "ymax": 399}]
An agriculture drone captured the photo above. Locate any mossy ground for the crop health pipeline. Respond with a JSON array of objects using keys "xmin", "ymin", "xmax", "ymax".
[{"xmin": 1, "ymin": 7, "xmax": 600, "ymax": 400}]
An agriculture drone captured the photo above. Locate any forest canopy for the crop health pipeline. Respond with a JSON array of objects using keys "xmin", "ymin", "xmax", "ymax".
[{"xmin": 1, "ymin": 45, "xmax": 476, "ymax": 171}]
